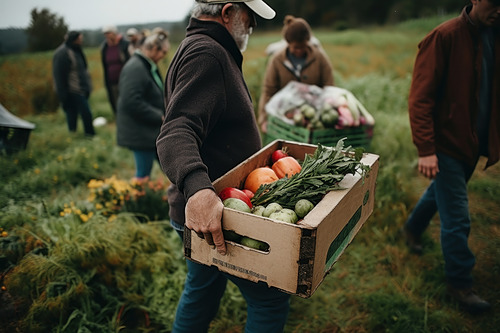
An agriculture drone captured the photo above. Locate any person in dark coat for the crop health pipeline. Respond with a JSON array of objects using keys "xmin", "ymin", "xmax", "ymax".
[
  {"xmin": 116, "ymin": 31, "xmax": 169, "ymax": 181},
  {"xmin": 52, "ymin": 31, "xmax": 95, "ymax": 136},
  {"xmin": 100, "ymin": 25, "xmax": 130, "ymax": 115},
  {"xmin": 156, "ymin": 1, "xmax": 291, "ymax": 332}
]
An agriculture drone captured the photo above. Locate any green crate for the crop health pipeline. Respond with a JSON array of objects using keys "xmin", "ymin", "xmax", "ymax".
[{"xmin": 266, "ymin": 115, "xmax": 373, "ymax": 149}]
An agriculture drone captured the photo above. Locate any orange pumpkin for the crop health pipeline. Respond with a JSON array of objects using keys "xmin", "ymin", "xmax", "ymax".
[
  {"xmin": 244, "ymin": 167, "xmax": 279, "ymax": 193},
  {"xmin": 272, "ymin": 156, "xmax": 302, "ymax": 179}
]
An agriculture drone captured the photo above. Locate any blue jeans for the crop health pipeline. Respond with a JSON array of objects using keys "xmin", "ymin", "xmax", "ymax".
[
  {"xmin": 62, "ymin": 93, "xmax": 95, "ymax": 136},
  {"xmin": 171, "ymin": 221, "xmax": 291, "ymax": 333},
  {"xmin": 404, "ymin": 153, "xmax": 477, "ymax": 289},
  {"xmin": 132, "ymin": 150, "xmax": 158, "ymax": 178}
]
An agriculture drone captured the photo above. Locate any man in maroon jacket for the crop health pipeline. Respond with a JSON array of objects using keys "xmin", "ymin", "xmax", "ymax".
[{"xmin": 404, "ymin": 0, "xmax": 499, "ymax": 314}]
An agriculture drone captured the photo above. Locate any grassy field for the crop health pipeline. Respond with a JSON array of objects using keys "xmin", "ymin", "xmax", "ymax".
[{"xmin": 1, "ymin": 15, "xmax": 499, "ymax": 332}]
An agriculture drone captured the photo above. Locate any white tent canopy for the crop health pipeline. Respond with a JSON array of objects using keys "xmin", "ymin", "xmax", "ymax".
[{"xmin": 0, "ymin": 103, "xmax": 36, "ymax": 130}]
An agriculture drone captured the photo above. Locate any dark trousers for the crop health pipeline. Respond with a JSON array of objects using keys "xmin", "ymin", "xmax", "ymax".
[
  {"xmin": 405, "ymin": 153, "xmax": 477, "ymax": 288},
  {"xmin": 63, "ymin": 93, "xmax": 95, "ymax": 136}
]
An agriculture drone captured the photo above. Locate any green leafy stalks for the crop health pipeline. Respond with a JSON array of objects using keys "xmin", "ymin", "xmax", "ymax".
[{"xmin": 251, "ymin": 139, "xmax": 371, "ymax": 209}]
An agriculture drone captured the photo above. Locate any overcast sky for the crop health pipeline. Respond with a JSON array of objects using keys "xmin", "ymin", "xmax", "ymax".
[{"xmin": 0, "ymin": 0, "xmax": 194, "ymax": 30}]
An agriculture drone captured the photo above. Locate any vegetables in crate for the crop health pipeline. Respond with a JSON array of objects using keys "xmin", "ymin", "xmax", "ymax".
[
  {"xmin": 251, "ymin": 139, "xmax": 370, "ymax": 210},
  {"xmin": 244, "ymin": 167, "xmax": 279, "ymax": 193},
  {"xmin": 272, "ymin": 156, "xmax": 302, "ymax": 179},
  {"xmin": 219, "ymin": 187, "xmax": 253, "ymax": 208}
]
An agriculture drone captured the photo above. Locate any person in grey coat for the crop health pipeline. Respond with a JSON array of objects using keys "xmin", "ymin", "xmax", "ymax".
[
  {"xmin": 52, "ymin": 31, "xmax": 95, "ymax": 136},
  {"xmin": 116, "ymin": 31, "xmax": 170, "ymax": 180}
]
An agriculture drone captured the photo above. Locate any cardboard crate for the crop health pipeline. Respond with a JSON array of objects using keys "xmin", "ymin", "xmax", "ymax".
[
  {"xmin": 266, "ymin": 115, "xmax": 374, "ymax": 149},
  {"xmin": 184, "ymin": 140, "xmax": 379, "ymax": 298}
]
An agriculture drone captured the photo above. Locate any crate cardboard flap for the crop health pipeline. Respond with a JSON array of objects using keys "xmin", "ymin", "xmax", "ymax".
[{"xmin": 185, "ymin": 140, "xmax": 379, "ymax": 298}]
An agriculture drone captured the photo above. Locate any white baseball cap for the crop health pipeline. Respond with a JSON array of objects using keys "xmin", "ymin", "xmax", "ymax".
[
  {"xmin": 126, "ymin": 28, "xmax": 139, "ymax": 36},
  {"xmin": 102, "ymin": 25, "xmax": 118, "ymax": 34},
  {"xmin": 196, "ymin": 0, "xmax": 276, "ymax": 20}
]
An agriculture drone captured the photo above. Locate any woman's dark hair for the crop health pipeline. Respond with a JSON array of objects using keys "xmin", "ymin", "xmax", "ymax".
[
  {"xmin": 282, "ymin": 15, "xmax": 311, "ymax": 44},
  {"xmin": 66, "ymin": 31, "xmax": 81, "ymax": 44}
]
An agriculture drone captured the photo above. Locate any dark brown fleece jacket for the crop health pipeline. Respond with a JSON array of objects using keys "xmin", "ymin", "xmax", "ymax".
[{"xmin": 156, "ymin": 18, "xmax": 261, "ymax": 225}]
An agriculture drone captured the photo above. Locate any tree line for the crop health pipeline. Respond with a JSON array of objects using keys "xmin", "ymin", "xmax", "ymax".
[
  {"xmin": 1, "ymin": 1, "xmax": 471, "ymax": 54},
  {"xmin": 264, "ymin": 0, "xmax": 469, "ymax": 28}
]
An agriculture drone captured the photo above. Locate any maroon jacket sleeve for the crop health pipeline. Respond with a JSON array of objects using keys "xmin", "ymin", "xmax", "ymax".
[{"xmin": 408, "ymin": 30, "xmax": 448, "ymax": 157}]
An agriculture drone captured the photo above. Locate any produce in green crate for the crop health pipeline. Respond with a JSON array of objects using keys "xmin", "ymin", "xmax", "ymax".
[
  {"xmin": 354, "ymin": 95, "xmax": 375, "ymax": 126},
  {"xmin": 309, "ymin": 119, "xmax": 325, "ymax": 130},
  {"xmin": 320, "ymin": 108, "xmax": 339, "ymax": 127},
  {"xmin": 266, "ymin": 82, "xmax": 374, "ymax": 131},
  {"xmin": 336, "ymin": 105, "xmax": 354, "ymax": 128},
  {"xmin": 344, "ymin": 91, "xmax": 361, "ymax": 126},
  {"xmin": 295, "ymin": 199, "xmax": 315, "ymax": 218},
  {"xmin": 300, "ymin": 103, "xmax": 316, "ymax": 120},
  {"xmin": 269, "ymin": 208, "xmax": 298, "ymax": 224},
  {"xmin": 293, "ymin": 112, "xmax": 305, "ymax": 126},
  {"xmin": 223, "ymin": 198, "xmax": 252, "ymax": 213}
]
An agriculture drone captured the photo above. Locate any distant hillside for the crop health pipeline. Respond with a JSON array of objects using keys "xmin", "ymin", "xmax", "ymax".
[
  {"xmin": 0, "ymin": 29, "xmax": 28, "ymax": 54},
  {"xmin": 0, "ymin": 20, "xmax": 188, "ymax": 55}
]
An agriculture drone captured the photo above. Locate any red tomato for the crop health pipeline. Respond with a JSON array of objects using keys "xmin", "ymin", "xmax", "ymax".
[
  {"xmin": 271, "ymin": 149, "xmax": 289, "ymax": 164},
  {"xmin": 218, "ymin": 187, "xmax": 252, "ymax": 208},
  {"xmin": 242, "ymin": 189, "xmax": 254, "ymax": 199}
]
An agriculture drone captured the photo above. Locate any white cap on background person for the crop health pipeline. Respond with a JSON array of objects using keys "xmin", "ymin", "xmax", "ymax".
[
  {"xmin": 102, "ymin": 25, "xmax": 118, "ymax": 34},
  {"xmin": 126, "ymin": 28, "xmax": 139, "ymax": 36}
]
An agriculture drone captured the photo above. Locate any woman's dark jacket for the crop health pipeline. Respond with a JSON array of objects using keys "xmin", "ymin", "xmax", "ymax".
[
  {"xmin": 116, "ymin": 53, "xmax": 164, "ymax": 150},
  {"xmin": 52, "ymin": 41, "xmax": 92, "ymax": 104}
]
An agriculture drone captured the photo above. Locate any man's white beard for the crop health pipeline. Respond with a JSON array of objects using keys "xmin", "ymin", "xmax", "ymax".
[
  {"xmin": 238, "ymin": 33, "xmax": 249, "ymax": 52},
  {"xmin": 231, "ymin": 12, "xmax": 251, "ymax": 52}
]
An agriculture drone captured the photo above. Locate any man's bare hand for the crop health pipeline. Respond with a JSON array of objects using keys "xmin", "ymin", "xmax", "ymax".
[
  {"xmin": 185, "ymin": 188, "xmax": 226, "ymax": 255},
  {"xmin": 418, "ymin": 154, "xmax": 439, "ymax": 179}
]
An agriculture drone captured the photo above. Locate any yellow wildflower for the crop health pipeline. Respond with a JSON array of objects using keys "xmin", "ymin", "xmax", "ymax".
[{"xmin": 87, "ymin": 179, "xmax": 104, "ymax": 189}]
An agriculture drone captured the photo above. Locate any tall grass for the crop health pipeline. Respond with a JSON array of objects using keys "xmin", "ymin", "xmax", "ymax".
[{"xmin": 1, "ymin": 15, "xmax": 499, "ymax": 332}]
